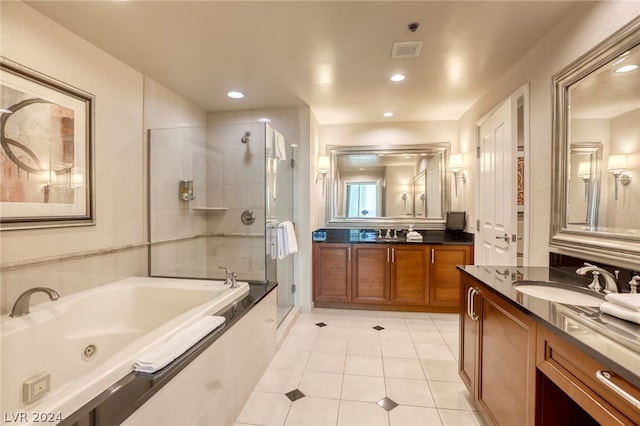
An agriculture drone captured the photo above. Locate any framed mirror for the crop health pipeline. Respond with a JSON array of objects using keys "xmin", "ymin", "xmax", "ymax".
[
  {"xmin": 326, "ymin": 143, "xmax": 450, "ymax": 228},
  {"xmin": 550, "ymin": 17, "xmax": 640, "ymax": 268}
]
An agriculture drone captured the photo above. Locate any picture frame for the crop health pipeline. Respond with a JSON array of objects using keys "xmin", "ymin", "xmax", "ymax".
[{"xmin": 0, "ymin": 57, "xmax": 95, "ymax": 230}]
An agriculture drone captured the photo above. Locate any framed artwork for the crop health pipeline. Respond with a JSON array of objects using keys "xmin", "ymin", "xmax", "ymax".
[{"xmin": 0, "ymin": 58, "xmax": 95, "ymax": 230}]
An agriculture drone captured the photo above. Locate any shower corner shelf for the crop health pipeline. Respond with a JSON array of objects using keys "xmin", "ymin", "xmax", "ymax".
[{"xmin": 191, "ymin": 207, "xmax": 228, "ymax": 212}]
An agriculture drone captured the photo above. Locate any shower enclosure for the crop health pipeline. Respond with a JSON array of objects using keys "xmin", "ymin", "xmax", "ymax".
[{"xmin": 148, "ymin": 122, "xmax": 295, "ymax": 325}]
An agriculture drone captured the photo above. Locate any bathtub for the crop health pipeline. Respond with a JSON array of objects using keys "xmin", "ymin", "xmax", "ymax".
[{"xmin": 1, "ymin": 277, "xmax": 249, "ymax": 425}]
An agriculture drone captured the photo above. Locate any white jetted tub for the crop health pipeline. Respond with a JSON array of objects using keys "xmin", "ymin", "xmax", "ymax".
[{"xmin": 1, "ymin": 277, "xmax": 249, "ymax": 425}]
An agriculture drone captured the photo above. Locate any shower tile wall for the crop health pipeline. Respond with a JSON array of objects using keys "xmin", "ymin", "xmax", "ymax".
[
  {"xmin": 205, "ymin": 123, "xmax": 267, "ymax": 281},
  {"xmin": 149, "ymin": 126, "xmax": 209, "ymax": 277}
]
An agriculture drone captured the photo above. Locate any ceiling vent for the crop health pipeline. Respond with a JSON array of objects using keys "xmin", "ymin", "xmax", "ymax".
[{"xmin": 391, "ymin": 41, "xmax": 423, "ymax": 58}]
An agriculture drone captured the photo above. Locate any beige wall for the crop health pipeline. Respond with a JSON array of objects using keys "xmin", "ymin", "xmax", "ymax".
[
  {"xmin": 457, "ymin": 1, "xmax": 640, "ymax": 266},
  {"xmin": 316, "ymin": 120, "xmax": 460, "ymax": 227},
  {"xmin": 0, "ymin": 2, "xmax": 149, "ymax": 313}
]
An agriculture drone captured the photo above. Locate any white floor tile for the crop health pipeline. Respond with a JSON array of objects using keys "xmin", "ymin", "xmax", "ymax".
[
  {"xmin": 381, "ymin": 340, "xmax": 418, "ymax": 359},
  {"xmin": 429, "ymin": 381, "xmax": 475, "ymax": 411},
  {"xmin": 281, "ymin": 334, "xmax": 317, "ymax": 352},
  {"xmin": 438, "ymin": 408, "xmax": 482, "ymax": 426},
  {"xmin": 385, "ymin": 377, "xmax": 436, "ymax": 408},
  {"xmin": 421, "ymin": 360, "xmax": 462, "ymax": 383},
  {"xmin": 409, "ymin": 330, "xmax": 446, "ymax": 345},
  {"xmin": 284, "ymin": 397, "xmax": 340, "ymax": 426},
  {"xmin": 379, "ymin": 329, "xmax": 413, "ymax": 343},
  {"xmin": 337, "ymin": 400, "xmax": 389, "ymax": 426},
  {"xmin": 236, "ymin": 392, "xmax": 291, "ymax": 426},
  {"xmin": 306, "ymin": 352, "xmax": 346, "ymax": 374},
  {"xmin": 345, "ymin": 355, "xmax": 384, "ymax": 377},
  {"xmin": 347, "ymin": 338, "xmax": 382, "ymax": 356},
  {"xmin": 299, "ymin": 371, "xmax": 343, "ymax": 399},
  {"xmin": 269, "ymin": 350, "xmax": 310, "ymax": 371},
  {"xmin": 313, "ymin": 336, "xmax": 348, "ymax": 354},
  {"xmin": 383, "ymin": 357, "xmax": 425, "ymax": 379},
  {"xmin": 388, "ymin": 405, "xmax": 442, "ymax": 426},
  {"xmin": 341, "ymin": 375, "xmax": 386, "ymax": 403},
  {"xmin": 254, "ymin": 368, "xmax": 303, "ymax": 394},
  {"xmin": 235, "ymin": 309, "xmax": 479, "ymax": 426},
  {"xmin": 414, "ymin": 343, "xmax": 456, "ymax": 362}
]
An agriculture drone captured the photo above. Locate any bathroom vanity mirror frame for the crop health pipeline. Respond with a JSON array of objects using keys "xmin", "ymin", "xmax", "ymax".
[
  {"xmin": 550, "ymin": 17, "xmax": 640, "ymax": 268},
  {"xmin": 325, "ymin": 143, "xmax": 450, "ymax": 228}
]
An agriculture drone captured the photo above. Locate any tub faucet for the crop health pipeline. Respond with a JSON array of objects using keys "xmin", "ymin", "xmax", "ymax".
[
  {"xmin": 230, "ymin": 271, "xmax": 239, "ymax": 289},
  {"xmin": 576, "ymin": 263, "xmax": 620, "ymax": 293},
  {"xmin": 10, "ymin": 287, "xmax": 59, "ymax": 317}
]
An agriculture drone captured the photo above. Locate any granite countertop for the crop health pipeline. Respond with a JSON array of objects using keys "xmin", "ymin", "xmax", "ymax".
[
  {"xmin": 313, "ymin": 228, "xmax": 474, "ymax": 245},
  {"xmin": 458, "ymin": 265, "xmax": 640, "ymax": 388}
]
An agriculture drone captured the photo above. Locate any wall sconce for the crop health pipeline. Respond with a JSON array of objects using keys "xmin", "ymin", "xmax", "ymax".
[
  {"xmin": 316, "ymin": 155, "xmax": 330, "ymax": 196},
  {"xmin": 577, "ymin": 161, "xmax": 591, "ymax": 201},
  {"xmin": 449, "ymin": 153, "xmax": 466, "ymax": 197},
  {"xmin": 608, "ymin": 154, "xmax": 631, "ymax": 201}
]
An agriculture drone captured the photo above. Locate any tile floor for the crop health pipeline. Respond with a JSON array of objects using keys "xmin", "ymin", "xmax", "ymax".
[{"xmin": 235, "ymin": 308, "xmax": 484, "ymax": 426}]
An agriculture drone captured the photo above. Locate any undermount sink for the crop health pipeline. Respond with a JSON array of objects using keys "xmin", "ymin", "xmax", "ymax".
[{"xmin": 513, "ymin": 281, "xmax": 605, "ymax": 307}]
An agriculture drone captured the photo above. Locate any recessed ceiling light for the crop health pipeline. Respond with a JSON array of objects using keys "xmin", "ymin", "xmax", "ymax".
[
  {"xmin": 390, "ymin": 74, "xmax": 405, "ymax": 82},
  {"xmin": 258, "ymin": 118, "xmax": 271, "ymax": 123},
  {"xmin": 615, "ymin": 64, "xmax": 638, "ymax": 73},
  {"xmin": 227, "ymin": 91, "xmax": 244, "ymax": 99},
  {"xmin": 383, "ymin": 112, "xmax": 394, "ymax": 117}
]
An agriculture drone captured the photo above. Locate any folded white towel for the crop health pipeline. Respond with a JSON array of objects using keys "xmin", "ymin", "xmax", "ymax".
[
  {"xmin": 406, "ymin": 231, "xmax": 423, "ymax": 240},
  {"xmin": 605, "ymin": 293, "xmax": 640, "ymax": 311},
  {"xmin": 133, "ymin": 316, "xmax": 226, "ymax": 373},
  {"xmin": 599, "ymin": 302, "xmax": 640, "ymax": 325},
  {"xmin": 277, "ymin": 221, "xmax": 298, "ymax": 259}
]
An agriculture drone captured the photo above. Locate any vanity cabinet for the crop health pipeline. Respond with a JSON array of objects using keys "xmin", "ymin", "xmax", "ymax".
[
  {"xmin": 351, "ymin": 245, "xmax": 390, "ymax": 304},
  {"xmin": 389, "ymin": 245, "xmax": 430, "ymax": 305},
  {"xmin": 312, "ymin": 243, "xmax": 351, "ymax": 303},
  {"xmin": 536, "ymin": 325, "xmax": 640, "ymax": 425},
  {"xmin": 313, "ymin": 242, "xmax": 472, "ymax": 311},
  {"xmin": 430, "ymin": 245, "xmax": 473, "ymax": 307},
  {"xmin": 459, "ymin": 273, "xmax": 537, "ymax": 426}
]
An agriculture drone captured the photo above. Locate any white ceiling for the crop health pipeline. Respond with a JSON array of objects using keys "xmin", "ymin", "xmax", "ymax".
[{"xmin": 25, "ymin": 1, "xmax": 582, "ymax": 125}]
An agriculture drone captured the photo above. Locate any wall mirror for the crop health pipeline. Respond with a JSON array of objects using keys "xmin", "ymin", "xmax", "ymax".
[
  {"xmin": 326, "ymin": 143, "xmax": 450, "ymax": 228},
  {"xmin": 551, "ymin": 17, "xmax": 640, "ymax": 268}
]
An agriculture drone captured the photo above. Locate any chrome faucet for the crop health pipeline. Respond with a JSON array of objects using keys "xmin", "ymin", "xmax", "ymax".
[
  {"xmin": 218, "ymin": 266, "xmax": 239, "ymax": 288},
  {"xmin": 630, "ymin": 274, "xmax": 640, "ymax": 294},
  {"xmin": 10, "ymin": 287, "xmax": 60, "ymax": 317},
  {"xmin": 576, "ymin": 263, "xmax": 620, "ymax": 293}
]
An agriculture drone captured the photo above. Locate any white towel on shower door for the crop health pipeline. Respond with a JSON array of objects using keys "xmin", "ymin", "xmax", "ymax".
[
  {"xmin": 133, "ymin": 315, "xmax": 226, "ymax": 373},
  {"xmin": 277, "ymin": 221, "xmax": 298, "ymax": 259}
]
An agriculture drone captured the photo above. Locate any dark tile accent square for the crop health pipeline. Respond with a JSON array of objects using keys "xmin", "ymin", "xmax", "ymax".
[
  {"xmin": 372, "ymin": 325, "xmax": 385, "ymax": 331},
  {"xmin": 316, "ymin": 322, "xmax": 327, "ymax": 327},
  {"xmin": 377, "ymin": 397, "xmax": 398, "ymax": 411},
  {"xmin": 285, "ymin": 389, "xmax": 306, "ymax": 402}
]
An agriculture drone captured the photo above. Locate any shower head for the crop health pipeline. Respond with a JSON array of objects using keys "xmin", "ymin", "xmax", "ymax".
[{"xmin": 241, "ymin": 131, "xmax": 251, "ymax": 144}]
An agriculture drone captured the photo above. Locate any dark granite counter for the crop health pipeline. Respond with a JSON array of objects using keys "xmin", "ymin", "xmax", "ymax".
[
  {"xmin": 313, "ymin": 228, "xmax": 474, "ymax": 245},
  {"xmin": 458, "ymin": 265, "xmax": 640, "ymax": 388}
]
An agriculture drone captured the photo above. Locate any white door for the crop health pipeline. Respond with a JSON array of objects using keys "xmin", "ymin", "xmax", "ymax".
[{"xmin": 475, "ymin": 99, "xmax": 517, "ymax": 266}]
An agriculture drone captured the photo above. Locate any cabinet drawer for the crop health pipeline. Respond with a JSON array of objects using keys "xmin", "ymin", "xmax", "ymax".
[{"xmin": 536, "ymin": 326, "xmax": 640, "ymax": 425}]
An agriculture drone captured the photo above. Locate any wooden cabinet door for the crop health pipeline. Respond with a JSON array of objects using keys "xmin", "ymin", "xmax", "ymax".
[
  {"xmin": 459, "ymin": 275, "xmax": 480, "ymax": 398},
  {"xmin": 390, "ymin": 244, "xmax": 430, "ymax": 305},
  {"xmin": 313, "ymin": 243, "xmax": 351, "ymax": 303},
  {"xmin": 352, "ymin": 245, "xmax": 389, "ymax": 304},
  {"xmin": 430, "ymin": 245, "xmax": 473, "ymax": 308},
  {"xmin": 478, "ymin": 285, "xmax": 537, "ymax": 426}
]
